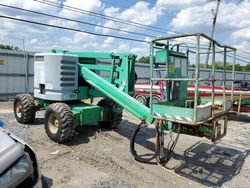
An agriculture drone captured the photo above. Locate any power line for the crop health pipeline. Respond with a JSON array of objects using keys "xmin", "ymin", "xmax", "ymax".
[
  {"xmin": 2, "ymin": 13, "xmax": 250, "ymax": 63},
  {"xmin": 34, "ymin": 0, "xmax": 180, "ymax": 35},
  {"xmin": 0, "ymin": 3, "xmax": 211, "ymax": 48},
  {"xmin": 2, "ymin": 14, "xmax": 249, "ymax": 64},
  {"xmin": 33, "ymin": 0, "xmax": 233, "ymax": 50},
  {"xmin": 1, "ymin": 2, "xmax": 249, "ymax": 63},
  {"xmin": 0, "ymin": 15, "xmax": 148, "ymax": 43},
  {"xmin": 0, "ymin": 3, "xmax": 155, "ymax": 38},
  {"xmin": 34, "ymin": 0, "xmax": 250, "ymax": 63},
  {"xmin": 0, "ymin": 13, "xmax": 212, "ymax": 54},
  {"xmin": 238, "ymin": 49, "xmax": 250, "ymax": 56},
  {"xmin": 227, "ymin": 54, "xmax": 250, "ymax": 64},
  {"xmin": 0, "ymin": 3, "xmax": 206, "ymax": 47},
  {"xmin": 236, "ymin": 54, "xmax": 250, "ymax": 62},
  {"xmin": 33, "ymin": 0, "xmax": 221, "ymax": 48}
]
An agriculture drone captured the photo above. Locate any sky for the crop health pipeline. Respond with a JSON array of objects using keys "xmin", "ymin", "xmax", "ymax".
[{"xmin": 0, "ymin": 0, "xmax": 250, "ymax": 64}]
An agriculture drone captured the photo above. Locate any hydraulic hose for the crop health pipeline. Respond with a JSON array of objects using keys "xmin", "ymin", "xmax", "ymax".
[
  {"xmin": 155, "ymin": 123, "xmax": 180, "ymax": 165},
  {"xmin": 130, "ymin": 120, "xmax": 180, "ymax": 165},
  {"xmin": 130, "ymin": 121, "xmax": 156, "ymax": 163}
]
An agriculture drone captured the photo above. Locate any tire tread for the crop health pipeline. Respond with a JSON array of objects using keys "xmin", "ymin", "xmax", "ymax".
[
  {"xmin": 45, "ymin": 103, "xmax": 75, "ymax": 143},
  {"xmin": 14, "ymin": 94, "xmax": 35, "ymax": 124}
]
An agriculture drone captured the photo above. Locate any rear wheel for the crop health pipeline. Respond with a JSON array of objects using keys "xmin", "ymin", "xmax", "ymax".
[
  {"xmin": 152, "ymin": 95, "xmax": 162, "ymax": 104},
  {"xmin": 14, "ymin": 94, "xmax": 35, "ymax": 124},
  {"xmin": 135, "ymin": 94, "xmax": 147, "ymax": 106},
  {"xmin": 97, "ymin": 99, "xmax": 122, "ymax": 129},
  {"xmin": 45, "ymin": 103, "xmax": 75, "ymax": 143}
]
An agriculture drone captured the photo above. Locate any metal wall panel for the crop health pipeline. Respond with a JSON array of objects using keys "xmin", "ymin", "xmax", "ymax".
[
  {"xmin": 0, "ymin": 50, "xmax": 250, "ymax": 100},
  {"xmin": 0, "ymin": 50, "xmax": 34, "ymax": 100}
]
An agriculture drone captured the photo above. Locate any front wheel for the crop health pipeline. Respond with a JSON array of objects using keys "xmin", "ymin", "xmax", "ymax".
[
  {"xmin": 13, "ymin": 94, "xmax": 35, "ymax": 124},
  {"xmin": 45, "ymin": 103, "xmax": 75, "ymax": 143}
]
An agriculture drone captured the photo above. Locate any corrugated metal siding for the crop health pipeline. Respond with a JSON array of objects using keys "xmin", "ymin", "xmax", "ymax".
[
  {"xmin": 0, "ymin": 50, "xmax": 34, "ymax": 100},
  {"xmin": 0, "ymin": 51, "xmax": 250, "ymax": 100}
]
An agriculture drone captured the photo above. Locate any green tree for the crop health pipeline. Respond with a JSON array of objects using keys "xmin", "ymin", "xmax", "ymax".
[
  {"xmin": 234, "ymin": 63, "xmax": 243, "ymax": 71},
  {"xmin": 244, "ymin": 64, "xmax": 250, "ymax": 72},
  {"xmin": 138, "ymin": 56, "xmax": 149, "ymax": 64},
  {"xmin": 0, "ymin": 44, "xmax": 19, "ymax": 51}
]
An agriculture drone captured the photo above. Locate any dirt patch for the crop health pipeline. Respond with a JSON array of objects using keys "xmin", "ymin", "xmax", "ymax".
[{"xmin": 0, "ymin": 102, "xmax": 250, "ymax": 187}]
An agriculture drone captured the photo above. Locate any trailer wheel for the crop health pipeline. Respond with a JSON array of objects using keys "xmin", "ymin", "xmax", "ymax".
[
  {"xmin": 14, "ymin": 94, "xmax": 35, "ymax": 124},
  {"xmin": 45, "ymin": 103, "xmax": 75, "ymax": 143},
  {"xmin": 97, "ymin": 99, "xmax": 122, "ymax": 129},
  {"xmin": 152, "ymin": 95, "xmax": 162, "ymax": 104},
  {"xmin": 135, "ymin": 94, "xmax": 147, "ymax": 106}
]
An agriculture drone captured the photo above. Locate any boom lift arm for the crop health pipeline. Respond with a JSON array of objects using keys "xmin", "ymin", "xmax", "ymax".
[{"xmin": 79, "ymin": 65, "xmax": 153, "ymax": 124}]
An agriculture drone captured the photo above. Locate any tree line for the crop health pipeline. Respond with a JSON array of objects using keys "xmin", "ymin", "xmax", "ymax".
[
  {"xmin": 138, "ymin": 56, "xmax": 250, "ymax": 72},
  {"xmin": 0, "ymin": 44, "xmax": 20, "ymax": 51}
]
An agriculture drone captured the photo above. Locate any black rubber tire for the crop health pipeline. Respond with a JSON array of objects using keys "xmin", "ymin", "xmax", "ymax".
[
  {"xmin": 97, "ymin": 99, "xmax": 122, "ymax": 129},
  {"xmin": 135, "ymin": 94, "xmax": 148, "ymax": 106},
  {"xmin": 44, "ymin": 103, "xmax": 75, "ymax": 143},
  {"xmin": 13, "ymin": 94, "xmax": 35, "ymax": 124},
  {"xmin": 152, "ymin": 95, "xmax": 162, "ymax": 103}
]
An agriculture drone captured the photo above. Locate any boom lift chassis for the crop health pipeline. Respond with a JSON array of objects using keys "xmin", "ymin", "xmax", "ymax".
[{"xmin": 14, "ymin": 33, "xmax": 236, "ymax": 165}]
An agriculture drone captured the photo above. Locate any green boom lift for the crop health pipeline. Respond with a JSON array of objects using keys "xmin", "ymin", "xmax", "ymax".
[{"xmin": 13, "ymin": 33, "xmax": 236, "ymax": 164}]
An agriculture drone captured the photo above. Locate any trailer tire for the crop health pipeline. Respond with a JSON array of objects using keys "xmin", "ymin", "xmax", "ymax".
[
  {"xmin": 45, "ymin": 103, "xmax": 75, "ymax": 143},
  {"xmin": 14, "ymin": 94, "xmax": 36, "ymax": 124},
  {"xmin": 152, "ymin": 95, "xmax": 162, "ymax": 104},
  {"xmin": 135, "ymin": 94, "xmax": 147, "ymax": 106},
  {"xmin": 97, "ymin": 99, "xmax": 122, "ymax": 129}
]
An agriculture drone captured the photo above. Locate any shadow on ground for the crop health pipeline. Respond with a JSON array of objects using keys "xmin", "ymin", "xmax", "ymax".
[
  {"xmin": 170, "ymin": 140, "xmax": 250, "ymax": 187},
  {"xmin": 115, "ymin": 120, "xmax": 157, "ymax": 164},
  {"xmin": 228, "ymin": 112, "xmax": 250, "ymax": 123},
  {"xmin": 32, "ymin": 118, "xmax": 44, "ymax": 126},
  {"xmin": 66, "ymin": 126, "xmax": 101, "ymax": 146},
  {"xmin": 116, "ymin": 120, "xmax": 250, "ymax": 187},
  {"xmin": 42, "ymin": 175, "xmax": 53, "ymax": 188}
]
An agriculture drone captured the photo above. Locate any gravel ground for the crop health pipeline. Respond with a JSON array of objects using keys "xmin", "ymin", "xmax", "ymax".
[
  {"xmin": 0, "ymin": 101, "xmax": 250, "ymax": 188},
  {"xmin": 90, "ymin": 178, "xmax": 134, "ymax": 188},
  {"xmin": 1, "ymin": 112, "xmax": 31, "ymax": 142}
]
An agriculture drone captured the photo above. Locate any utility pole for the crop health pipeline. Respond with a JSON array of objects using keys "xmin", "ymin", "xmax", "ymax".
[
  {"xmin": 204, "ymin": 0, "xmax": 220, "ymax": 68},
  {"xmin": 22, "ymin": 38, "xmax": 25, "ymax": 51}
]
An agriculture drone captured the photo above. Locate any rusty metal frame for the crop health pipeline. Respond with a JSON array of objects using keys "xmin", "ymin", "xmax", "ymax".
[{"xmin": 150, "ymin": 33, "xmax": 236, "ymax": 124}]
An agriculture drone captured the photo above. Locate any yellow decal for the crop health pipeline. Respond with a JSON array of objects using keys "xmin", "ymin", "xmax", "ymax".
[
  {"xmin": 169, "ymin": 64, "xmax": 175, "ymax": 72},
  {"xmin": 0, "ymin": 59, "xmax": 4, "ymax": 65}
]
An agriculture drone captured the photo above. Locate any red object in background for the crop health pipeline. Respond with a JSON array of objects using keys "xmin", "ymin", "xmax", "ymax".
[
  {"xmin": 232, "ymin": 106, "xmax": 250, "ymax": 112},
  {"xmin": 134, "ymin": 82, "xmax": 250, "ymax": 112}
]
